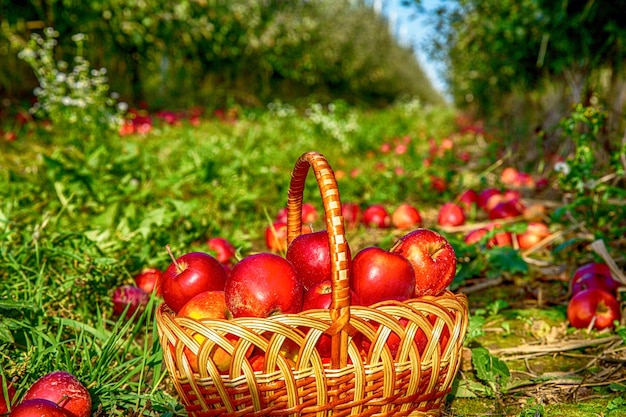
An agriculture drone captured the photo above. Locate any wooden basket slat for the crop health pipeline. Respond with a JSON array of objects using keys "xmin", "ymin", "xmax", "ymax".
[{"xmin": 156, "ymin": 151, "xmax": 469, "ymax": 416}]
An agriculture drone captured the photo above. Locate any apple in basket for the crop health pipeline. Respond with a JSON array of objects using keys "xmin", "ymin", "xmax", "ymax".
[
  {"xmin": 225, "ymin": 253, "xmax": 303, "ymax": 318},
  {"xmin": 350, "ymin": 247, "xmax": 415, "ymax": 305},
  {"xmin": 301, "ymin": 280, "xmax": 362, "ymax": 358},
  {"xmin": 161, "ymin": 246, "xmax": 228, "ymax": 313},
  {"xmin": 177, "ymin": 290, "xmax": 247, "ymax": 373},
  {"xmin": 286, "ymin": 230, "xmax": 352, "ymax": 291},
  {"xmin": 390, "ymin": 229, "xmax": 457, "ymax": 297}
]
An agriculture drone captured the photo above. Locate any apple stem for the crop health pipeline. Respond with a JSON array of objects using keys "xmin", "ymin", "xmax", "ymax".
[{"xmin": 166, "ymin": 244, "xmax": 181, "ymax": 270}]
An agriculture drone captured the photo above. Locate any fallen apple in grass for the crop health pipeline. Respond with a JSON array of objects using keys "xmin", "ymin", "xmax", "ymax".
[
  {"xmin": 133, "ymin": 267, "xmax": 162, "ymax": 295},
  {"xmin": 264, "ymin": 221, "xmax": 288, "ymax": 252},
  {"xmin": 22, "ymin": 371, "xmax": 91, "ymax": 417},
  {"xmin": 457, "ymin": 189, "xmax": 478, "ymax": 213},
  {"xmin": 391, "ymin": 203, "xmax": 422, "ymax": 230},
  {"xmin": 570, "ymin": 272, "xmax": 622, "ymax": 297},
  {"xmin": 207, "ymin": 237, "xmax": 237, "ymax": 265},
  {"xmin": 342, "ymin": 202, "xmax": 362, "ymax": 229},
  {"xmin": 567, "ymin": 288, "xmax": 621, "ymax": 330},
  {"xmin": 161, "ymin": 247, "xmax": 228, "ymax": 313},
  {"xmin": 362, "ymin": 204, "xmax": 391, "ymax": 228},
  {"xmin": 9, "ymin": 399, "xmax": 71, "ymax": 417},
  {"xmin": 225, "ymin": 253, "xmax": 303, "ymax": 318},
  {"xmin": 437, "ymin": 202, "xmax": 465, "ymax": 227},
  {"xmin": 572, "ymin": 263, "xmax": 613, "ymax": 282},
  {"xmin": 390, "ymin": 229, "xmax": 456, "ymax": 297},
  {"xmin": 112, "ymin": 285, "xmax": 150, "ymax": 319},
  {"xmin": 516, "ymin": 222, "xmax": 550, "ymax": 250}
]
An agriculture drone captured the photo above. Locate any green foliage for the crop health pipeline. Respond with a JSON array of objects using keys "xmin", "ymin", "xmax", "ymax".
[
  {"xmin": 553, "ymin": 104, "xmax": 626, "ymax": 240},
  {"xmin": 471, "ymin": 347, "xmax": 511, "ymax": 397},
  {"xmin": 17, "ymin": 28, "xmax": 125, "ymax": 139},
  {"xmin": 1, "ymin": 0, "xmax": 443, "ymax": 109}
]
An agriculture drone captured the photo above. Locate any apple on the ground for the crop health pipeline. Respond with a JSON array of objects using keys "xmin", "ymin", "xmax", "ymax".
[
  {"xmin": 362, "ymin": 204, "xmax": 391, "ymax": 228},
  {"xmin": 112, "ymin": 285, "xmax": 149, "ymax": 319},
  {"xmin": 437, "ymin": 202, "xmax": 465, "ymax": 227},
  {"xmin": 391, "ymin": 203, "xmax": 422, "ymax": 230},
  {"xmin": 8, "ymin": 399, "xmax": 71, "ymax": 417},
  {"xmin": 22, "ymin": 371, "xmax": 91, "ymax": 417},
  {"xmin": 207, "ymin": 237, "xmax": 237, "ymax": 265},
  {"xmin": 133, "ymin": 267, "xmax": 162, "ymax": 295},
  {"xmin": 265, "ymin": 221, "xmax": 288, "ymax": 252},
  {"xmin": 567, "ymin": 288, "xmax": 621, "ymax": 330}
]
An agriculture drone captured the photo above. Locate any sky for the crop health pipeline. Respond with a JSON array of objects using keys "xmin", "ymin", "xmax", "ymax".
[{"xmin": 376, "ymin": 0, "xmax": 447, "ymax": 94}]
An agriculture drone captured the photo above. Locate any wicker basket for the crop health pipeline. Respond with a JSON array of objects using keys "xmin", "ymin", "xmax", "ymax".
[{"xmin": 156, "ymin": 151, "xmax": 469, "ymax": 416}]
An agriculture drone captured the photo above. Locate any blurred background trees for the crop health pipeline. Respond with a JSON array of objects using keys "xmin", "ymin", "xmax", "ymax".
[{"xmin": 0, "ymin": 0, "xmax": 443, "ymax": 109}]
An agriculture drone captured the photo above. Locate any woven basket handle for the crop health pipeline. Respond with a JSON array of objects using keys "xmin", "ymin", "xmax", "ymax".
[{"xmin": 287, "ymin": 151, "xmax": 351, "ymax": 368}]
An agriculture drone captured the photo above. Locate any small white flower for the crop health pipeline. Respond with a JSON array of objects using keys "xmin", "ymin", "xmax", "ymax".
[
  {"xmin": 117, "ymin": 102, "xmax": 128, "ymax": 112},
  {"xmin": 554, "ymin": 161, "xmax": 570, "ymax": 175}
]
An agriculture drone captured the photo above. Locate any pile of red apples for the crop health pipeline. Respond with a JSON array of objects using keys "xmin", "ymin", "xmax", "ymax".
[
  {"xmin": 151, "ymin": 207, "xmax": 457, "ymax": 373},
  {"xmin": 2, "ymin": 371, "xmax": 91, "ymax": 417}
]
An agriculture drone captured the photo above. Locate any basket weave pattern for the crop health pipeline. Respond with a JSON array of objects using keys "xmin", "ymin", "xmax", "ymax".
[{"xmin": 156, "ymin": 151, "xmax": 469, "ymax": 416}]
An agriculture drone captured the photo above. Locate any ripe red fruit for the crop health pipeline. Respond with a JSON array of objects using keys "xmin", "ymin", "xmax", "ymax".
[
  {"xmin": 464, "ymin": 227, "xmax": 488, "ymax": 245},
  {"xmin": 301, "ymin": 203, "xmax": 319, "ymax": 224},
  {"xmin": 286, "ymin": 230, "xmax": 351, "ymax": 290},
  {"xmin": 225, "ymin": 253, "xmax": 303, "ymax": 318},
  {"xmin": 9, "ymin": 399, "xmax": 71, "ymax": 417},
  {"xmin": 112, "ymin": 285, "xmax": 149, "ymax": 319},
  {"xmin": 161, "ymin": 247, "xmax": 228, "ymax": 313},
  {"xmin": 516, "ymin": 222, "xmax": 550, "ymax": 250},
  {"xmin": 488, "ymin": 200, "xmax": 523, "ymax": 220},
  {"xmin": 177, "ymin": 290, "xmax": 236, "ymax": 373},
  {"xmin": 351, "ymin": 247, "xmax": 415, "ymax": 305},
  {"xmin": 501, "ymin": 167, "xmax": 519, "ymax": 185},
  {"xmin": 362, "ymin": 204, "xmax": 391, "ymax": 228},
  {"xmin": 22, "ymin": 371, "xmax": 91, "ymax": 417},
  {"xmin": 567, "ymin": 288, "xmax": 621, "ymax": 330},
  {"xmin": 301, "ymin": 280, "xmax": 361, "ymax": 358},
  {"xmin": 478, "ymin": 188, "xmax": 500, "ymax": 210},
  {"xmin": 390, "ymin": 229, "xmax": 457, "ymax": 297},
  {"xmin": 342, "ymin": 202, "xmax": 362, "ymax": 229},
  {"xmin": 437, "ymin": 202, "xmax": 465, "ymax": 227},
  {"xmin": 570, "ymin": 272, "xmax": 621, "ymax": 296},
  {"xmin": 457, "ymin": 189, "xmax": 478, "ymax": 212},
  {"xmin": 133, "ymin": 267, "xmax": 162, "ymax": 295},
  {"xmin": 207, "ymin": 237, "xmax": 237, "ymax": 265},
  {"xmin": 572, "ymin": 263, "xmax": 612, "ymax": 282},
  {"xmin": 264, "ymin": 221, "xmax": 288, "ymax": 252},
  {"xmin": 391, "ymin": 203, "xmax": 422, "ymax": 230}
]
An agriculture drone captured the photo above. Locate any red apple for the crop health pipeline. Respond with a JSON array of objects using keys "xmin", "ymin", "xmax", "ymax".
[
  {"xmin": 516, "ymin": 222, "xmax": 550, "ymax": 250},
  {"xmin": 572, "ymin": 263, "xmax": 613, "ymax": 282},
  {"xmin": 430, "ymin": 176, "xmax": 447, "ymax": 193},
  {"xmin": 161, "ymin": 247, "xmax": 228, "ymax": 313},
  {"xmin": 350, "ymin": 247, "xmax": 415, "ymax": 305},
  {"xmin": 342, "ymin": 202, "xmax": 361, "ymax": 229},
  {"xmin": 488, "ymin": 200, "xmax": 523, "ymax": 220},
  {"xmin": 9, "ymin": 399, "xmax": 71, "ymax": 417},
  {"xmin": 501, "ymin": 167, "xmax": 519, "ymax": 185},
  {"xmin": 478, "ymin": 188, "xmax": 500, "ymax": 210},
  {"xmin": 177, "ymin": 290, "xmax": 239, "ymax": 373},
  {"xmin": 437, "ymin": 202, "xmax": 465, "ymax": 227},
  {"xmin": 133, "ymin": 267, "xmax": 162, "ymax": 295},
  {"xmin": 391, "ymin": 203, "xmax": 422, "ymax": 230},
  {"xmin": 301, "ymin": 280, "xmax": 361, "ymax": 358},
  {"xmin": 457, "ymin": 189, "xmax": 478, "ymax": 212},
  {"xmin": 286, "ymin": 230, "xmax": 351, "ymax": 290},
  {"xmin": 0, "ymin": 376, "xmax": 15, "ymax": 414},
  {"xmin": 362, "ymin": 204, "xmax": 391, "ymax": 228},
  {"xmin": 567, "ymin": 288, "xmax": 621, "ymax": 330},
  {"xmin": 571, "ymin": 272, "xmax": 621, "ymax": 296},
  {"xmin": 464, "ymin": 227, "xmax": 488, "ymax": 245},
  {"xmin": 301, "ymin": 203, "xmax": 318, "ymax": 224},
  {"xmin": 112, "ymin": 285, "xmax": 149, "ymax": 319},
  {"xmin": 390, "ymin": 229, "xmax": 457, "ymax": 297},
  {"xmin": 22, "ymin": 371, "xmax": 91, "ymax": 417},
  {"xmin": 265, "ymin": 221, "xmax": 288, "ymax": 252},
  {"xmin": 225, "ymin": 253, "xmax": 303, "ymax": 318},
  {"xmin": 207, "ymin": 237, "xmax": 236, "ymax": 265}
]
